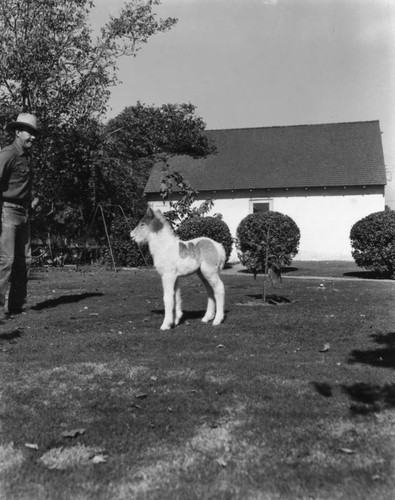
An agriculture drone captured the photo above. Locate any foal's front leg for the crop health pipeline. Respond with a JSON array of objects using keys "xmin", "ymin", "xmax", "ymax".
[{"xmin": 160, "ymin": 274, "xmax": 176, "ymax": 330}]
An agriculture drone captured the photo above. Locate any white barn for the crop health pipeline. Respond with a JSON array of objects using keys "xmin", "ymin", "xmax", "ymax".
[{"xmin": 144, "ymin": 121, "xmax": 386, "ymax": 261}]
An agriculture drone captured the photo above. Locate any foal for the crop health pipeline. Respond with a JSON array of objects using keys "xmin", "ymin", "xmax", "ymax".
[{"xmin": 130, "ymin": 207, "xmax": 226, "ymax": 330}]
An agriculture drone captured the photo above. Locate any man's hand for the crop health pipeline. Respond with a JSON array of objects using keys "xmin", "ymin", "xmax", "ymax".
[{"xmin": 31, "ymin": 197, "xmax": 39, "ymax": 210}]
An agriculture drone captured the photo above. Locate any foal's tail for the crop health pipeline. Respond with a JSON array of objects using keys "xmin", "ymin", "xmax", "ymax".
[{"xmin": 217, "ymin": 243, "xmax": 226, "ymax": 271}]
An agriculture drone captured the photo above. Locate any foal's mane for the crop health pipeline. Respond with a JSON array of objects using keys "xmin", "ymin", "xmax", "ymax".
[{"xmin": 150, "ymin": 208, "xmax": 176, "ymax": 237}]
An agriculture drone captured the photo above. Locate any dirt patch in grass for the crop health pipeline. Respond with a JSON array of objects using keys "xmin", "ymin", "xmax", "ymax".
[
  {"xmin": 0, "ymin": 267, "xmax": 394, "ymax": 499},
  {"xmin": 39, "ymin": 444, "xmax": 106, "ymax": 470},
  {"xmin": 236, "ymin": 293, "xmax": 293, "ymax": 306}
]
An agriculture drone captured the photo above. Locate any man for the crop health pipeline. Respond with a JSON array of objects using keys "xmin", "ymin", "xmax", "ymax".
[{"xmin": 0, "ymin": 113, "xmax": 40, "ymax": 319}]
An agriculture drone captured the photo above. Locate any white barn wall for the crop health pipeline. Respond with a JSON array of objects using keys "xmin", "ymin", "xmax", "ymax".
[
  {"xmin": 275, "ymin": 193, "xmax": 384, "ymax": 260},
  {"xmin": 148, "ymin": 187, "xmax": 385, "ymax": 262}
]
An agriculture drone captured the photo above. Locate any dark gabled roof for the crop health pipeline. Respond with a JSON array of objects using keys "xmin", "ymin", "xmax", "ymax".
[{"xmin": 144, "ymin": 120, "xmax": 386, "ymax": 193}]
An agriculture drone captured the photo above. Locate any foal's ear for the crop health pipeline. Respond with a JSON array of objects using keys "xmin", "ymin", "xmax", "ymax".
[{"xmin": 146, "ymin": 206, "xmax": 155, "ymax": 218}]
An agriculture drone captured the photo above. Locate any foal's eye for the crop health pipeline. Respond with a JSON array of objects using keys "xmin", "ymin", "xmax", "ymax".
[{"xmin": 140, "ymin": 222, "xmax": 145, "ymax": 227}]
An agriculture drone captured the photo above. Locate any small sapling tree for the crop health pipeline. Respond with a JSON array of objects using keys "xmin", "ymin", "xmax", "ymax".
[
  {"xmin": 159, "ymin": 171, "xmax": 214, "ymax": 229},
  {"xmin": 236, "ymin": 212, "xmax": 300, "ymax": 303}
]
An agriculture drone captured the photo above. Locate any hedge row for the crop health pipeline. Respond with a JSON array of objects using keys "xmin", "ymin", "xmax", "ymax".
[{"xmin": 34, "ymin": 207, "xmax": 395, "ymax": 279}]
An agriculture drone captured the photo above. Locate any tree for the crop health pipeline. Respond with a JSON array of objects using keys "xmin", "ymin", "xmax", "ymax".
[
  {"xmin": 0, "ymin": 0, "xmax": 177, "ymax": 244},
  {"xmin": 105, "ymin": 102, "xmax": 216, "ymax": 224},
  {"xmin": 236, "ymin": 212, "xmax": 300, "ymax": 303},
  {"xmin": 0, "ymin": 0, "xmax": 177, "ymax": 126},
  {"xmin": 31, "ymin": 118, "xmax": 145, "ymax": 245},
  {"xmin": 106, "ymin": 102, "xmax": 214, "ymax": 161},
  {"xmin": 97, "ymin": 102, "xmax": 215, "ymax": 262}
]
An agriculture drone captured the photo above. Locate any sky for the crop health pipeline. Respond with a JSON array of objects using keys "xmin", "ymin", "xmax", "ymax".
[{"xmin": 90, "ymin": 0, "xmax": 395, "ymax": 206}]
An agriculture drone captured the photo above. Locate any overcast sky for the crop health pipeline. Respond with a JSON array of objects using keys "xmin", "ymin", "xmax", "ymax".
[{"xmin": 90, "ymin": 0, "xmax": 395, "ymax": 205}]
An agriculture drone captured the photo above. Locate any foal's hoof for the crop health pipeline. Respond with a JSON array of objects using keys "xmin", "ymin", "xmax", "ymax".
[
  {"xmin": 160, "ymin": 323, "xmax": 172, "ymax": 331},
  {"xmin": 174, "ymin": 316, "xmax": 183, "ymax": 327}
]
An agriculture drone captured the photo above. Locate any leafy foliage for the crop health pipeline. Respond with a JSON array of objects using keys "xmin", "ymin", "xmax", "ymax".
[
  {"xmin": 0, "ymin": 0, "xmax": 176, "ymax": 123},
  {"xmin": 350, "ymin": 210, "xmax": 395, "ymax": 277},
  {"xmin": 99, "ymin": 102, "xmax": 215, "ymax": 266},
  {"xmin": 105, "ymin": 102, "xmax": 215, "ymax": 163},
  {"xmin": 0, "ymin": 0, "xmax": 177, "ymax": 246},
  {"xmin": 0, "ymin": 1, "xmax": 216, "ymax": 260},
  {"xmin": 104, "ymin": 102, "xmax": 215, "ymax": 229},
  {"xmin": 236, "ymin": 212, "xmax": 300, "ymax": 277},
  {"xmin": 27, "ymin": 118, "xmax": 147, "ymax": 246},
  {"xmin": 160, "ymin": 171, "xmax": 214, "ymax": 229},
  {"xmin": 176, "ymin": 216, "xmax": 233, "ymax": 263}
]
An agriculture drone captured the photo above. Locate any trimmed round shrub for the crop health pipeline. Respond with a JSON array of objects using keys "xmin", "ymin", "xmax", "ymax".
[
  {"xmin": 236, "ymin": 211, "xmax": 300, "ymax": 274},
  {"xmin": 176, "ymin": 216, "xmax": 233, "ymax": 263},
  {"xmin": 350, "ymin": 210, "xmax": 395, "ymax": 277}
]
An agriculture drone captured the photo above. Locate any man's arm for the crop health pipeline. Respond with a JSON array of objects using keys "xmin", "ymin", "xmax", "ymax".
[{"xmin": 0, "ymin": 150, "xmax": 14, "ymax": 190}]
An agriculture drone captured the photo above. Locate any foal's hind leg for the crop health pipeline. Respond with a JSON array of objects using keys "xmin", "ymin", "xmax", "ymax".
[
  {"xmin": 161, "ymin": 273, "xmax": 177, "ymax": 330},
  {"xmin": 174, "ymin": 279, "xmax": 183, "ymax": 326},
  {"xmin": 199, "ymin": 265, "xmax": 225, "ymax": 326},
  {"xmin": 197, "ymin": 269, "xmax": 218, "ymax": 324}
]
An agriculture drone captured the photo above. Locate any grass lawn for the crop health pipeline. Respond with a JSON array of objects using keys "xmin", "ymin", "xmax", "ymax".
[{"xmin": 0, "ymin": 264, "xmax": 394, "ymax": 500}]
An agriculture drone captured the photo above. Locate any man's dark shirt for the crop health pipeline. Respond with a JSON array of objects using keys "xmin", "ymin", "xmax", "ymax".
[{"xmin": 0, "ymin": 141, "xmax": 32, "ymax": 205}]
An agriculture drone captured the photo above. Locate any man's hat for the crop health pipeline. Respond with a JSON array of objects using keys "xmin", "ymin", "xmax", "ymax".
[{"xmin": 6, "ymin": 113, "xmax": 40, "ymax": 135}]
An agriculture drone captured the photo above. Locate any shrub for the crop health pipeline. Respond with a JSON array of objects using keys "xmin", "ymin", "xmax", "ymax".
[
  {"xmin": 236, "ymin": 211, "xmax": 300, "ymax": 276},
  {"xmin": 176, "ymin": 216, "xmax": 233, "ymax": 263},
  {"xmin": 350, "ymin": 210, "xmax": 395, "ymax": 277}
]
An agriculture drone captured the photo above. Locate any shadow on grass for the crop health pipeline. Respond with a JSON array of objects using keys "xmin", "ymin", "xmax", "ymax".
[
  {"xmin": 348, "ymin": 332, "xmax": 395, "ymax": 369},
  {"xmin": 28, "ymin": 274, "xmax": 45, "ymax": 281},
  {"xmin": 343, "ymin": 332, "xmax": 395, "ymax": 414},
  {"xmin": 0, "ymin": 328, "xmax": 23, "ymax": 341},
  {"xmin": 247, "ymin": 293, "xmax": 292, "ymax": 305},
  {"xmin": 312, "ymin": 382, "xmax": 333, "ymax": 397},
  {"xmin": 341, "ymin": 382, "xmax": 395, "ymax": 415},
  {"xmin": 312, "ymin": 379, "xmax": 395, "ymax": 415},
  {"xmin": 236, "ymin": 267, "xmax": 298, "ymax": 275},
  {"xmin": 31, "ymin": 292, "xmax": 103, "ymax": 311},
  {"xmin": 343, "ymin": 270, "xmax": 392, "ymax": 280},
  {"xmin": 151, "ymin": 309, "xmax": 230, "ymax": 323},
  {"xmin": 281, "ymin": 267, "xmax": 298, "ymax": 274}
]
